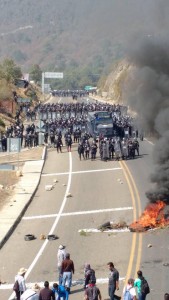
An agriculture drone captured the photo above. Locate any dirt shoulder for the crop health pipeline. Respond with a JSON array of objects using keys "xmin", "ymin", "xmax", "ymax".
[{"xmin": 0, "ymin": 146, "xmax": 44, "ymax": 208}]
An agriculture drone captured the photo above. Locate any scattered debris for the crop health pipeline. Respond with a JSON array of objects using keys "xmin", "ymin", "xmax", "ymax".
[
  {"xmin": 147, "ymin": 244, "xmax": 152, "ymax": 248},
  {"xmin": 47, "ymin": 234, "xmax": 59, "ymax": 240},
  {"xmin": 45, "ymin": 185, "xmax": 54, "ymax": 191},
  {"xmin": 98, "ymin": 222, "xmax": 111, "ymax": 230},
  {"xmin": 16, "ymin": 170, "xmax": 23, "ymax": 177},
  {"xmin": 163, "ymin": 263, "xmax": 169, "ymax": 267},
  {"xmin": 9, "ymin": 185, "xmax": 15, "ymax": 190},
  {"xmin": 40, "ymin": 234, "xmax": 46, "ymax": 240},
  {"xmin": 53, "ymin": 179, "xmax": 58, "ymax": 183},
  {"xmin": 62, "ymin": 183, "xmax": 66, "ymax": 186},
  {"xmin": 98, "ymin": 221, "xmax": 127, "ymax": 231},
  {"xmin": 117, "ymin": 178, "xmax": 123, "ymax": 184},
  {"xmin": 79, "ymin": 230, "xmax": 88, "ymax": 236},
  {"xmin": 24, "ymin": 234, "xmax": 36, "ymax": 241},
  {"xmin": 0, "ymin": 280, "xmax": 7, "ymax": 284},
  {"xmin": 66, "ymin": 193, "xmax": 72, "ymax": 198}
]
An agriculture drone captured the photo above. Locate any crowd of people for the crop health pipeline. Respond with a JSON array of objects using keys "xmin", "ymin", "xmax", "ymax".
[
  {"xmin": 77, "ymin": 135, "xmax": 139, "ymax": 161},
  {"xmin": 14, "ymin": 244, "xmax": 168, "ymax": 299},
  {"xmin": 50, "ymin": 89, "xmax": 92, "ymax": 99},
  {"xmin": 0, "ymin": 99, "xmax": 138, "ymax": 157}
]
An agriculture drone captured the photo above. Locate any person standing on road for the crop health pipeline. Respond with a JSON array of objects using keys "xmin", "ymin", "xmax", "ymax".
[
  {"xmin": 78, "ymin": 142, "xmax": 85, "ymax": 160},
  {"xmin": 123, "ymin": 278, "xmax": 137, "ymax": 300},
  {"xmin": 39, "ymin": 281, "xmax": 55, "ymax": 300},
  {"xmin": 107, "ymin": 262, "xmax": 120, "ymax": 300},
  {"xmin": 14, "ymin": 267, "xmax": 27, "ymax": 300},
  {"xmin": 57, "ymin": 245, "xmax": 67, "ymax": 284},
  {"xmin": 61, "ymin": 253, "xmax": 75, "ymax": 293}
]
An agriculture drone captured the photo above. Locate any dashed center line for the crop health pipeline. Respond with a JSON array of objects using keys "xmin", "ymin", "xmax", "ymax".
[{"xmin": 23, "ymin": 207, "xmax": 133, "ymax": 220}]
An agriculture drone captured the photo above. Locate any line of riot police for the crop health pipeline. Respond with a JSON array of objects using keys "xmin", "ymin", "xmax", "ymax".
[
  {"xmin": 77, "ymin": 134, "xmax": 140, "ymax": 161},
  {"xmin": 99, "ymin": 136, "xmax": 139, "ymax": 161}
]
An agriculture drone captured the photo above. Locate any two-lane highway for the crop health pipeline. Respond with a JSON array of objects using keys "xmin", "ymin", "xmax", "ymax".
[
  {"xmin": 1, "ymin": 142, "xmax": 141, "ymax": 299},
  {"xmin": 0, "ymin": 97, "xmax": 168, "ymax": 300}
]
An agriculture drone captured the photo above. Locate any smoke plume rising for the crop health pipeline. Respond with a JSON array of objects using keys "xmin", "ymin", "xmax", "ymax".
[{"xmin": 123, "ymin": 36, "xmax": 169, "ymax": 203}]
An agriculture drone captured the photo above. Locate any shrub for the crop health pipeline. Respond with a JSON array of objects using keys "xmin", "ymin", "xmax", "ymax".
[{"xmin": 0, "ymin": 118, "xmax": 5, "ymax": 127}]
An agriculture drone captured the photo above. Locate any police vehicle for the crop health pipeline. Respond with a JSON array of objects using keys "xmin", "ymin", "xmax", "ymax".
[{"xmin": 86, "ymin": 111, "xmax": 113, "ymax": 138}]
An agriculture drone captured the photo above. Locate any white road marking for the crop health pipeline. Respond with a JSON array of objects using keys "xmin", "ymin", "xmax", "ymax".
[
  {"xmin": 2, "ymin": 277, "xmax": 126, "ymax": 290},
  {"xmin": 42, "ymin": 167, "xmax": 122, "ymax": 177},
  {"xmin": 144, "ymin": 138, "xmax": 155, "ymax": 145},
  {"xmin": 78, "ymin": 228, "xmax": 130, "ymax": 233},
  {"xmin": 23, "ymin": 207, "xmax": 133, "ymax": 220},
  {"xmin": 8, "ymin": 152, "xmax": 72, "ymax": 300}
]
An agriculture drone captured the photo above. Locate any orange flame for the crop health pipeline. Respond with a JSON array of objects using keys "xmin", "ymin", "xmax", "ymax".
[{"xmin": 130, "ymin": 200, "xmax": 169, "ymax": 232}]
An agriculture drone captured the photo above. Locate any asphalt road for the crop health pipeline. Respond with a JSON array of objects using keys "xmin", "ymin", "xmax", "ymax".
[{"xmin": 0, "ymin": 96, "xmax": 168, "ymax": 300}]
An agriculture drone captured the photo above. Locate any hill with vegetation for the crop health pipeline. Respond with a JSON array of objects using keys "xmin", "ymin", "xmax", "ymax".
[{"xmin": 0, "ymin": 0, "xmax": 165, "ymax": 88}]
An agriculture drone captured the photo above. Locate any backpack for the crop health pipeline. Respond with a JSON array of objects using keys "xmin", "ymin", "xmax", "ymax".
[
  {"xmin": 141, "ymin": 277, "xmax": 150, "ymax": 295},
  {"xmin": 123, "ymin": 288, "xmax": 132, "ymax": 300},
  {"xmin": 13, "ymin": 280, "xmax": 19, "ymax": 293},
  {"xmin": 89, "ymin": 269, "xmax": 96, "ymax": 284}
]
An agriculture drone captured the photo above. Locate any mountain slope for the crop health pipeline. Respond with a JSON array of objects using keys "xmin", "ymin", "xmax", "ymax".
[{"xmin": 0, "ymin": 0, "xmax": 167, "ymax": 71}]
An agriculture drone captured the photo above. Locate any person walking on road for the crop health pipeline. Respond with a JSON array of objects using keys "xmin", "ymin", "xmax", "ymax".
[
  {"xmin": 123, "ymin": 278, "xmax": 137, "ymax": 300},
  {"xmin": 134, "ymin": 270, "xmax": 150, "ymax": 300},
  {"xmin": 14, "ymin": 267, "xmax": 27, "ymax": 300},
  {"xmin": 107, "ymin": 262, "xmax": 120, "ymax": 300},
  {"xmin": 39, "ymin": 281, "xmax": 55, "ymax": 300},
  {"xmin": 61, "ymin": 253, "xmax": 75, "ymax": 293},
  {"xmin": 57, "ymin": 245, "xmax": 67, "ymax": 284}
]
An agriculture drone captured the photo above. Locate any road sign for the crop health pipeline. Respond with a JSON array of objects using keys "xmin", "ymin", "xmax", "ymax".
[
  {"xmin": 84, "ymin": 86, "xmax": 96, "ymax": 91},
  {"xmin": 44, "ymin": 72, "xmax": 63, "ymax": 79},
  {"xmin": 7, "ymin": 138, "xmax": 21, "ymax": 152}
]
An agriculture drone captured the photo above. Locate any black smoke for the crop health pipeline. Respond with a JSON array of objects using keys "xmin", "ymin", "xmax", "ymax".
[{"xmin": 123, "ymin": 37, "xmax": 169, "ymax": 203}]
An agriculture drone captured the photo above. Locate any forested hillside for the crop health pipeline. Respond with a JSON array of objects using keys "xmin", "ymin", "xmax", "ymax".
[{"xmin": 0, "ymin": 0, "xmax": 165, "ymax": 75}]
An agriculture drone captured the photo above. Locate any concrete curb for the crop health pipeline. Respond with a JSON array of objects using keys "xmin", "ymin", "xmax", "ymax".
[{"xmin": 0, "ymin": 146, "xmax": 47, "ymax": 249}]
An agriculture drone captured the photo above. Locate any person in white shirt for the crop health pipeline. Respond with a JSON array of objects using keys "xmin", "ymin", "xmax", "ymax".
[
  {"xmin": 123, "ymin": 278, "xmax": 137, "ymax": 300},
  {"xmin": 14, "ymin": 267, "xmax": 27, "ymax": 300},
  {"xmin": 21, "ymin": 283, "xmax": 41, "ymax": 300},
  {"xmin": 57, "ymin": 245, "xmax": 66, "ymax": 284}
]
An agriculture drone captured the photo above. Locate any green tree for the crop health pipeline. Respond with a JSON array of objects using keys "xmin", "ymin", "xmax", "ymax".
[
  {"xmin": 29, "ymin": 64, "xmax": 42, "ymax": 84},
  {"xmin": 0, "ymin": 58, "xmax": 22, "ymax": 83}
]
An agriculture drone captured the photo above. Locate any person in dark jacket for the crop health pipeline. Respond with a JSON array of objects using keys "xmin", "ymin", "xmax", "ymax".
[
  {"xmin": 61, "ymin": 253, "xmax": 75, "ymax": 293},
  {"xmin": 39, "ymin": 281, "xmax": 55, "ymax": 300}
]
